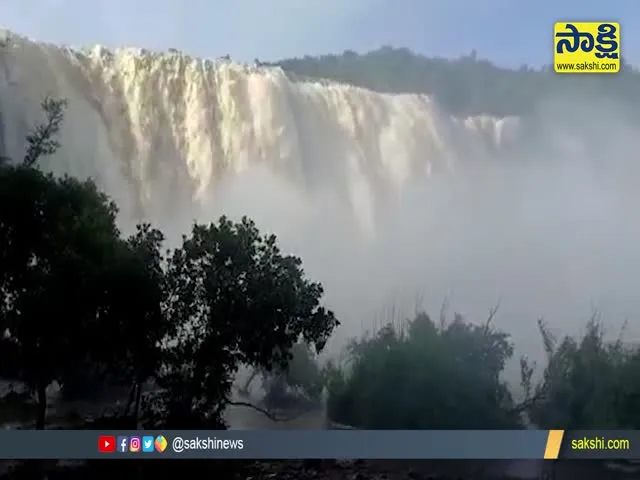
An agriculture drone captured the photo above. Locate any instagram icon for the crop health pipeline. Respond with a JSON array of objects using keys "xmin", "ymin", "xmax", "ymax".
[{"xmin": 129, "ymin": 436, "xmax": 141, "ymax": 453}]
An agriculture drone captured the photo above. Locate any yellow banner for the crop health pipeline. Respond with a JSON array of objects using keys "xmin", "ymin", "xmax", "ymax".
[{"xmin": 554, "ymin": 22, "xmax": 620, "ymax": 73}]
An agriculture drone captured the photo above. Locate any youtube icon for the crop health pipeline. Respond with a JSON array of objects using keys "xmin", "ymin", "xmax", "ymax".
[{"xmin": 98, "ymin": 435, "xmax": 116, "ymax": 453}]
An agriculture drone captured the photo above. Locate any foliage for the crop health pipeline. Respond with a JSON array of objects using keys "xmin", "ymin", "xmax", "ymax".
[
  {"xmin": 0, "ymin": 98, "xmax": 339, "ymax": 432},
  {"xmin": 1, "ymin": 49, "xmax": 640, "ymax": 445},
  {"xmin": 325, "ymin": 311, "xmax": 522, "ymax": 429},
  {"xmin": 326, "ymin": 310, "xmax": 640, "ymax": 430},
  {"xmin": 3, "ymin": 49, "xmax": 640, "ymax": 479},
  {"xmin": 149, "ymin": 218, "xmax": 339, "ymax": 427},
  {"xmin": 528, "ymin": 316, "xmax": 640, "ymax": 429},
  {"xmin": 0, "ymin": 98, "xmax": 124, "ymax": 429},
  {"xmin": 276, "ymin": 47, "xmax": 640, "ymax": 119},
  {"xmin": 23, "ymin": 96, "xmax": 67, "ymax": 168},
  {"xmin": 261, "ymin": 341, "xmax": 325, "ymax": 408}
]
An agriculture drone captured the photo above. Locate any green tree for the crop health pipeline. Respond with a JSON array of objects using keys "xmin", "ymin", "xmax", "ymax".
[
  {"xmin": 326, "ymin": 310, "xmax": 521, "ymax": 429},
  {"xmin": 529, "ymin": 316, "xmax": 640, "ymax": 429},
  {"xmin": 0, "ymin": 164, "xmax": 121, "ymax": 429},
  {"xmin": 97, "ymin": 223, "xmax": 169, "ymax": 425},
  {"xmin": 277, "ymin": 48, "xmax": 640, "ymax": 119},
  {"xmin": 0, "ymin": 98, "xmax": 144, "ymax": 429},
  {"xmin": 151, "ymin": 217, "xmax": 339, "ymax": 427}
]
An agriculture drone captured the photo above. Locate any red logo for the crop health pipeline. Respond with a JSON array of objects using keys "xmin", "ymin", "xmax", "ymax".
[{"xmin": 98, "ymin": 436, "xmax": 116, "ymax": 453}]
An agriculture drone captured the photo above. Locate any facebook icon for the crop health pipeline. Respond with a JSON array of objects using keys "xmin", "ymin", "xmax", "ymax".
[{"xmin": 117, "ymin": 436, "xmax": 128, "ymax": 453}]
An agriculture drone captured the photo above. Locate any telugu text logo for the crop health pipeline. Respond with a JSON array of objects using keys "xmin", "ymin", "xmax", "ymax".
[{"xmin": 554, "ymin": 22, "xmax": 620, "ymax": 74}]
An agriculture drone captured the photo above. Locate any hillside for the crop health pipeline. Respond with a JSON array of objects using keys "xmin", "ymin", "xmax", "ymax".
[{"xmin": 274, "ymin": 47, "xmax": 640, "ymax": 118}]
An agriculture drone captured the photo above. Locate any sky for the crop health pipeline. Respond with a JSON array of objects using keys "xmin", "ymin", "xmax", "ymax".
[{"xmin": 3, "ymin": 0, "xmax": 640, "ymax": 67}]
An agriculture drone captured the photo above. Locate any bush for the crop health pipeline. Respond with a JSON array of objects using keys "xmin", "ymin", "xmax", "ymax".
[
  {"xmin": 326, "ymin": 310, "xmax": 640, "ymax": 430},
  {"xmin": 529, "ymin": 316, "xmax": 640, "ymax": 429},
  {"xmin": 325, "ymin": 311, "xmax": 522, "ymax": 429}
]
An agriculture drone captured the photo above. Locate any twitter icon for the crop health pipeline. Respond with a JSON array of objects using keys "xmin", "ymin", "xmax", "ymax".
[{"xmin": 142, "ymin": 436, "xmax": 154, "ymax": 453}]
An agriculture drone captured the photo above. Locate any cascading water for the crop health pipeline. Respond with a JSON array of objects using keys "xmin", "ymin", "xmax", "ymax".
[
  {"xmin": 0, "ymin": 30, "xmax": 519, "ymax": 236},
  {"xmin": 2, "ymin": 31, "xmax": 640, "ymax": 479},
  {"xmin": 2, "ymin": 30, "xmax": 640, "ymax": 439}
]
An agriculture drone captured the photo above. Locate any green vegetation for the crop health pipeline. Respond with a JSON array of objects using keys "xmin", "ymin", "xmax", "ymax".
[
  {"xmin": 2, "ymin": 46, "xmax": 640, "ymax": 477},
  {"xmin": 275, "ymin": 48, "xmax": 640, "ymax": 119},
  {"xmin": 0, "ymin": 98, "xmax": 339, "ymax": 434},
  {"xmin": 325, "ymin": 311, "xmax": 640, "ymax": 430},
  {"xmin": 324, "ymin": 310, "xmax": 521, "ymax": 429},
  {"xmin": 2, "ymin": 82, "xmax": 639, "ymax": 437}
]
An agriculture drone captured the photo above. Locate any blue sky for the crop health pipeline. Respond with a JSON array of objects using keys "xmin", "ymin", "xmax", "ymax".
[{"xmin": 3, "ymin": 0, "xmax": 639, "ymax": 67}]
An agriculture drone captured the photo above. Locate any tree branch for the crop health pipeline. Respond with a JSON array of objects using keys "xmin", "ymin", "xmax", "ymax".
[
  {"xmin": 226, "ymin": 400, "xmax": 310, "ymax": 422},
  {"xmin": 509, "ymin": 386, "xmax": 548, "ymax": 416}
]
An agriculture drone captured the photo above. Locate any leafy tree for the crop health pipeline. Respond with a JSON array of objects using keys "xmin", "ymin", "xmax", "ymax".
[
  {"xmin": 98, "ymin": 223, "xmax": 169, "ymax": 425},
  {"xmin": 0, "ymin": 98, "xmax": 339, "ymax": 432},
  {"xmin": 149, "ymin": 217, "xmax": 339, "ymax": 427},
  {"xmin": 22, "ymin": 97, "xmax": 67, "ymax": 168},
  {"xmin": 0, "ymin": 159, "xmax": 122, "ymax": 429},
  {"xmin": 529, "ymin": 316, "xmax": 640, "ymax": 429},
  {"xmin": 0, "ymin": 98, "xmax": 143, "ymax": 429},
  {"xmin": 326, "ymin": 306, "xmax": 640, "ymax": 432},
  {"xmin": 325, "ymin": 310, "xmax": 522, "ymax": 429}
]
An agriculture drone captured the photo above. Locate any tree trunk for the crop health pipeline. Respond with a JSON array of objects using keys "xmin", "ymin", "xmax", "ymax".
[
  {"xmin": 35, "ymin": 382, "xmax": 47, "ymax": 430},
  {"xmin": 124, "ymin": 383, "xmax": 136, "ymax": 417},
  {"xmin": 133, "ymin": 382, "xmax": 143, "ymax": 427},
  {"xmin": 240, "ymin": 369, "xmax": 258, "ymax": 395}
]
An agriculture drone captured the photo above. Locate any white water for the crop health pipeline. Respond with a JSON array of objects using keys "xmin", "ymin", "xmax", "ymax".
[
  {"xmin": 1, "ymin": 29, "xmax": 639, "ymax": 372},
  {"xmin": 2, "ymin": 32, "xmax": 640, "ymax": 479},
  {"xmin": 0, "ymin": 31, "xmax": 519, "ymax": 233}
]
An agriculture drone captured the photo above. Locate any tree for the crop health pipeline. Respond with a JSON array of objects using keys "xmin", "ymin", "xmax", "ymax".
[
  {"xmin": 0, "ymin": 98, "xmax": 339, "ymax": 432},
  {"xmin": 325, "ymin": 304, "xmax": 640, "ymax": 432},
  {"xmin": 97, "ymin": 224, "xmax": 169, "ymax": 425},
  {"xmin": 0, "ymin": 98, "xmax": 125, "ymax": 429},
  {"xmin": 0, "ymin": 166, "xmax": 125, "ymax": 429},
  {"xmin": 325, "ymin": 310, "xmax": 521, "ymax": 429},
  {"xmin": 528, "ymin": 316, "xmax": 640, "ymax": 429},
  {"xmin": 151, "ymin": 217, "xmax": 339, "ymax": 427},
  {"xmin": 277, "ymin": 47, "xmax": 640, "ymax": 119}
]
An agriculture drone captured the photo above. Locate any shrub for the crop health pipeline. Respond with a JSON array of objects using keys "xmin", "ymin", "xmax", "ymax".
[
  {"xmin": 326, "ymin": 310, "xmax": 640, "ymax": 430},
  {"xmin": 529, "ymin": 316, "xmax": 640, "ymax": 429},
  {"xmin": 325, "ymin": 311, "xmax": 522, "ymax": 429}
]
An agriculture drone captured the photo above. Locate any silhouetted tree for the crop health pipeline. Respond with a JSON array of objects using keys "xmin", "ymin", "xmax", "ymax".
[
  {"xmin": 0, "ymin": 98, "xmax": 123, "ymax": 429},
  {"xmin": 150, "ymin": 218, "xmax": 339, "ymax": 427}
]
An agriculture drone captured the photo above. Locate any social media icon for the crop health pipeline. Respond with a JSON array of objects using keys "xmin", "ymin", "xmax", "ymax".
[
  {"xmin": 142, "ymin": 436, "xmax": 154, "ymax": 452},
  {"xmin": 129, "ymin": 436, "xmax": 141, "ymax": 453},
  {"xmin": 98, "ymin": 435, "xmax": 116, "ymax": 453},
  {"xmin": 117, "ymin": 436, "xmax": 128, "ymax": 453},
  {"xmin": 155, "ymin": 435, "xmax": 168, "ymax": 452}
]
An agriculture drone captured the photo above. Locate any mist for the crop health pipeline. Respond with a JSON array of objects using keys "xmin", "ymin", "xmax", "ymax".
[
  {"xmin": 2, "ymin": 33, "xmax": 639, "ymax": 386},
  {"xmin": 185, "ymin": 103, "xmax": 640, "ymax": 381}
]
